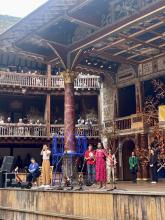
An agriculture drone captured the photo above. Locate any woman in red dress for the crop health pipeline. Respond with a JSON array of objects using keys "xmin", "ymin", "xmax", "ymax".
[{"xmin": 95, "ymin": 142, "xmax": 107, "ymax": 188}]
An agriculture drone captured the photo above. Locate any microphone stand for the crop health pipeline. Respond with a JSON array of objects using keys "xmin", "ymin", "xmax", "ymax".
[
  {"xmin": 76, "ymin": 159, "xmax": 86, "ymax": 191},
  {"xmin": 53, "ymin": 154, "xmax": 64, "ymax": 190}
]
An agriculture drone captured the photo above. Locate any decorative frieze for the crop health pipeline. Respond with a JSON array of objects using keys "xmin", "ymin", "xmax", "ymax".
[
  {"xmin": 100, "ymin": 0, "xmax": 159, "ymax": 27},
  {"xmin": 157, "ymin": 56, "xmax": 165, "ymax": 72},
  {"xmin": 138, "ymin": 55, "xmax": 165, "ymax": 77},
  {"xmin": 117, "ymin": 64, "xmax": 136, "ymax": 84},
  {"xmin": 100, "ymin": 75, "xmax": 116, "ymax": 124}
]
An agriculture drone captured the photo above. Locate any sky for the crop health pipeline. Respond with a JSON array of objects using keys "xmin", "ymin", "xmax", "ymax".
[{"xmin": 0, "ymin": 0, "xmax": 48, "ymax": 18}]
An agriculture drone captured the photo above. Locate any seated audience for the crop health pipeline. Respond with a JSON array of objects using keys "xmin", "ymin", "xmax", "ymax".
[
  {"xmin": 6, "ymin": 117, "xmax": 11, "ymax": 123},
  {"xmin": 18, "ymin": 118, "xmax": 23, "ymax": 125},
  {"xmin": 0, "ymin": 117, "xmax": 4, "ymax": 124}
]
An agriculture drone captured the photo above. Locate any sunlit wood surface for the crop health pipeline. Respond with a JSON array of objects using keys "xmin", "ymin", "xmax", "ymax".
[{"xmin": 0, "ymin": 182, "xmax": 165, "ymax": 220}]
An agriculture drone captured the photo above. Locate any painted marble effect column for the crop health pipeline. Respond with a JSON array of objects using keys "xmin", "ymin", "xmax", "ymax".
[{"xmin": 62, "ymin": 70, "xmax": 76, "ymax": 153}]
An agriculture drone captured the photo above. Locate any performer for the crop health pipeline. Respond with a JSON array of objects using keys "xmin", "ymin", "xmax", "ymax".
[
  {"xmin": 106, "ymin": 148, "xmax": 117, "ymax": 184},
  {"xmin": 41, "ymin": 144, "xmax": 51, "ymax": 186},
  {"xmin": 149, "ymin": 149, "xmax": 158, "ymax": 183},
  {"xmin": 129, "ymin": 152, "xmax": 138, "ymax": 183},
  {"xmin": 27, "ymin": 158, "xmax": 40, "ymax": 186},
  {"xmin": 85, "ymin": 144, "xmax": 96, "ymax": 185},
  {"xmin": 150, "ymin": 137, "xmax": 159, "ymax": 150},
  {"xmin": 95, "ymin": 142, "xmax": 107, "ymax": 189}
]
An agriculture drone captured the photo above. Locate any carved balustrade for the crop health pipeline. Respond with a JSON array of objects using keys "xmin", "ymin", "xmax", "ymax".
[
  {"xmin": 0, "ymin": 124, "xmax": 47, "ymax": 137},
  {"xmin": 0, "ymin": 123, "xmax": 100, "ymax": 138},
  {"xmin": 115, "ymin": 116, "xmax": 132, "ymax": 130},
  {"xmin": 51, "ymin": 76, "xmax": 64, "ymax": 88},
  {"xmin": 115, "ymin": 113, "xmax": 157, "ymax": 131},
  {"xmin": 0, "ymin": 71, "xmax": 47, "ymax": 88},
  {"xmin": 74, "ymin": 75, "xmax": 100, "ymax": 90},
  {"xmin": 0, "ymin": 71, "xmax": 100, "ymax": 90},
  {"xmin": 50, "ymin": 124, "xmax": 100, "ymax": 138}
]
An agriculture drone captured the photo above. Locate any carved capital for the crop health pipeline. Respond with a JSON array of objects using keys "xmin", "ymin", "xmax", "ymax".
[{"xmin": 61, "ymin": 69, "xmax": 78, "ymax": 84}]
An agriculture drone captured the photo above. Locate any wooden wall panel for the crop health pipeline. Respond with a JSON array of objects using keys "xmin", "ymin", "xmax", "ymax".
[{"xmin": 0, "ymin": 189, "xmax": 165, "ymax": 220}]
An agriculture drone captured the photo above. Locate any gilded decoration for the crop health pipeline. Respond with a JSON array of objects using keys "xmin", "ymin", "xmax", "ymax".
[{"xmin": 61, "ymin": 70, "xmax": 78, "ymax": 84}]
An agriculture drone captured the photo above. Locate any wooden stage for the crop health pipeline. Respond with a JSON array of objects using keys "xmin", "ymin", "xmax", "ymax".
[{"xmin": 0, "ymin": 182, "xmax": 165, "ymax": 220}]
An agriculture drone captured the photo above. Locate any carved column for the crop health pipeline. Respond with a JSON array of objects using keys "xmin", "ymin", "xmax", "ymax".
[
  {"xmin": 135, "ymin": 133, "xmax": 142, "ymax": 179},
  {"xmin": 45, "ymin": 95, "xmax": 51, "ymax": 137},
  {"xmin": 44, "ymin": 64, "xmax": 51, "ymax": 137},
  {"xmin": 135, "ymin": 79, "xmax": 143, "ymax": 113},
  {"xmin": 62, "ymin": 70, "xmax": 76, "ymax": 153},
  {"xmin": 61, "ymin": 70, "xmax": 78, "ymax": 181},
  {"xmin": 114, "ymin": 87, "xmax": 119, "ymax": 117},
  {"xmin": 47, "ymin": 64, "xmax": 51, "ymax": 88},
  {"xmin": 140, "ymin": 133, "xmax": 149, "ymax": 180}
]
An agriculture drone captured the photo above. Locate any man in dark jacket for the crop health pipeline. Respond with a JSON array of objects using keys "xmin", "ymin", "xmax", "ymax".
[{"xmin": 149, "ymin": 149, "xmax": 158, "ymax": 183}]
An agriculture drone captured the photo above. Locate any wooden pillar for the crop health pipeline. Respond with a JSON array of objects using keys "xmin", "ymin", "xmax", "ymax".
[
  {"xmin": 10, "ymin": 147, "xmax": 13, "ymax": 156},
  {"xmin": 44, "ymin": 64, "xmax": 51, "ymax": 137},
  {"xmin": 140, "ymin": 133, "xmax": 149, "ymax": 180},
  {"xmin": 118, "ymin": 139, "xmax": 123, "ymax": 180},
  {"xmin": 45, "ymin": 95, "xmax": 51, "ymax": 137},
  {"xmin": 61, "ymin": 70, "xmax": 78, "ymax": 180},
  {"xmin": 114, "ymin": 87, "xmax": 119, "ymax": 117},
  {"xmin": 135, "ymin": 79, "xmax": 143, "ymax": 113},
  {"xmin": 135, "ymin": 133, "xmax": 142, "ymax": 179},
  {"xmin": 47, "ymin": 64, "xmax": 51, "ymax": 88},
  {"xmin": 62, "ymin": 70, "xmax": 76, "ymax": 153}
]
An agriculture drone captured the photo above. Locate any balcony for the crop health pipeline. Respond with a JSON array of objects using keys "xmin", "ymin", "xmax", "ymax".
[
  {"xmin": 0, "ymin": 123, "xmax": 100, "ymax": 139},
  {"xmin": 0, "ymin": 71, "xmax": 100, "ymax": 90},
  {"xmin": 114, "ymin": 113, "xmax": 158, "ymax": 135},
  {"xmin": 0, "ymin": 124, "xmax": 47, "ymax": 138},
  {"xmin": 50, "ymin": 124, "xmax": 100, "ymax": 138}
]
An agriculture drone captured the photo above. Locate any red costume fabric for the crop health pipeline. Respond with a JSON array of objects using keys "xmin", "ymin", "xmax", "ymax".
[
  {"xmin": 85, "ymin": 150, "xmax": 96, "ymax": 165},
  {"xmin": 95, "ymin": 149, "xmax": 106, "ymax": 182}
]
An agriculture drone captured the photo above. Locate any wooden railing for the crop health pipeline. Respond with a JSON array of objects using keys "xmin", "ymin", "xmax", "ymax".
[
  {"xmin": 115, "ymin": 113, "xmax": 158, "ymax": 131},
  {"xmin": 50, "ymin": 124, "xmax": 100, "ymax": 137},
  {"xmin": 115, "ymin": 116, "xmax": 132, "ymax": 130},
  {"xmin": 0, "ymin": 123, "xmax": 99, "ymax": 138},
  {"xmin": 0, "ymin": 71, "xmax": 48, "ymax": 88},
  {"xmin": 74, "ymin": 75, "xmax": 100, "ymax": 90},
  {"xmin": 0, "ymin": 71, "xmax": 100, "ymax": 90},
  {"xmin": 0, "ymin": 124, "xmax": 47, "ymax": 137},
  {"xmin": 51, "ymin": 76, "xmax": 64, "ymax": 88}
]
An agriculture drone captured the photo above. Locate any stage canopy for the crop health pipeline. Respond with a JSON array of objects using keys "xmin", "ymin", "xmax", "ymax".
[{"xmin": 0, "ymin": 0, "xmax": 164, "ymax": 75}]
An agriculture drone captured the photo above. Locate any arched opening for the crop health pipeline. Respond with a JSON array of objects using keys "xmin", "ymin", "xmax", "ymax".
[{"xmin": 122, "ymin": 139, "xmax": 135, "ymax": 181}]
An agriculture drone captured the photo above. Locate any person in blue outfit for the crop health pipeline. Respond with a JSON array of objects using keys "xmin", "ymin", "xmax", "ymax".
[{"xmin": 27, "ymin": 158, "xmax": 40, "ymax": 186}]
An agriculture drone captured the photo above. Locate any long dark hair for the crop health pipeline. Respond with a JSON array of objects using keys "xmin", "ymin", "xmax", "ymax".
[{"xmin": 97, "ymin": 142, "xmax": 103, "ymax": 149}]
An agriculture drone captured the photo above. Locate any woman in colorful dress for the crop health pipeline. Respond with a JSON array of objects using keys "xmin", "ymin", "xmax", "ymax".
[{"xmin": 95, "ymin": 142, "xmax": 107, "ymax": 188}]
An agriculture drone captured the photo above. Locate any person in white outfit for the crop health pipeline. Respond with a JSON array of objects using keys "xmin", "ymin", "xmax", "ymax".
[
  {"xmin": 106, "ymin": 148, "xmax": 117, "ymax": 184},
  {"xmin": 40, "ymin": 145, "xmax": 51, "ymax": 187}
]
